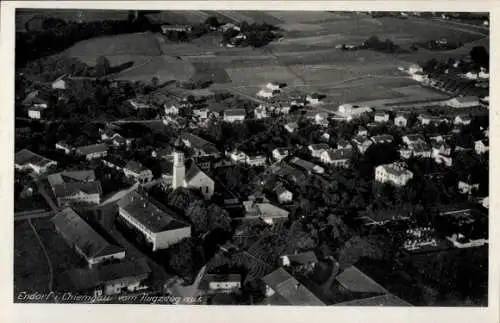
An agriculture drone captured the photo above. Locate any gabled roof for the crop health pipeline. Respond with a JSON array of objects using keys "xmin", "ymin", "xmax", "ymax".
[
  {"xmin": 125, "ymin": 160, "xmax": 149, "ymax": 174},
  {"xmin": 15, "ymin": 149, "xmax": 55, "ymax": 167},
  {"xmin": 185, "ymin": 162, "xmax": 211, "ymax": 183},
  {"xmin": 334, "ymin": 293, "xmax": 411, "ymax": 306},
  {"xmin": 308, "ymin": 143, "xmax": 330, "ymax": 151},
  {"xmin": 224, "ymin": 109, "xmax": 246, "ymax": 117},
  {"xmin": 335, "ymin": 266, "xmax": 388, "ymax": 294},
  {"xmin": 52, "ymin": 208, "xmax": 124, "ymax": 260},
  {"xmin": 255, "ymin": 203, "xmax": 289, "ymax": 219},
  {"xmin": 262, "ymin": 268, "xmax": 325, "ymax": 306},
  {"xmin": 377, "ymin": 163, "xmax": 412, "ymax": 178},
  {"xmin": 371, "ymin": 134, "xmax": 394, "ymax": 144},
  {"xmin": 324, "ymin": 148, "xmax": 353, "ymax": 161},
  {"xmin": 452, "ymin": 96, "xmax": 479, "ymax": 104},
  {"xmin": 48, "ymin": 170, "xmax": 96, "ymax": 188},
  {"xmin": 290, "ymin": 157, "xmax": 320, "ymax": 172},
  {"xmin": 53, "ymin": 181, "xmax": 102, "ymax": 198},
  {"xmin": 76, "ymin": 143, "xmax": 108, "ymax": 155}
]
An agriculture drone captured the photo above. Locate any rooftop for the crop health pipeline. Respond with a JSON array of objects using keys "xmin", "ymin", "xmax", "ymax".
[
  {"xmin": 15, "ymin": 149, "xmax": 55, "ymax": 167},
  {"xmin": 334, "ymin": 293, "xmax": 411, "ymax": 306},
  {"xmin": 76, "ymin": 143, "xmax": 108, "ymax": 155},
  {"xmin": 53, "ymin": 181, "xmax": 103, "ymax": 198},
  {"xmin": 117, "ymin": 191, "xmax": 189, "ymax": 233},
  {"xmin": 52, "ymin": 208, "xmax": 124, "ymax": 260},
  {"xmin": 377, "ymin": 163, "xmax": 413, "ymax": 178},
  {"xmin": 324, "ymin": 148, "xmax": 353, "ymax": 161},
  {"xmin": 125, "ymin": 160, "xmax": 149, "ymax": 174},
  {"xmin": 290, "ymin": 157, "xmax": 320, "ymax": 172},
  {"xmin": 281, "ymin": 251, "xmax": 317, "ymax": 266},
  {"xmin": 335, "ymin": 266, "xmax": 388, "ymax": 294},
  {"xmin": 224, "ymin": 109, "xmax": 246, "ymax": 117}
]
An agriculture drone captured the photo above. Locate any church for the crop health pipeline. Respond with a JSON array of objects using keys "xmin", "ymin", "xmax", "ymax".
[{"xmin": 172, "ymin": 144, "xmax": 215, "ymax": 200}]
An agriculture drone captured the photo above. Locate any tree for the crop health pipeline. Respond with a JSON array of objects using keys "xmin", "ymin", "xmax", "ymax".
[
  {"xmin": 95, "ymin": 56, "xmax": 111, "ymax": 77},
  {"xmin": 167, "ymin": 238, "xmax": 205, "ymax": 283},
  {"xmin": 204, "ymin": 16, "xmax": 220, "ymax": 28},
  {"xmin": 469, "ymin": 46, "xmax": 489, "ymax": 69}
]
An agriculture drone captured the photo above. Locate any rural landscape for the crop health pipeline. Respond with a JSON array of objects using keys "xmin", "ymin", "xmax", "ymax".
[{"xmin": 14, "ymin": 10, "xmax": 489, "ymax": 306}]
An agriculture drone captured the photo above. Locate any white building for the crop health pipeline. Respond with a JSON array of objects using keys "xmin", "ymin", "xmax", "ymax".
[
  {"xmin": 446, "ymin": 96, "xmax": 480, "ymax": 108},
  {"xmin": 76, "ymin": 144, "xmax": 108, "ymax": 160},
  {"xmin": 273, "ymin": 184, "xmax": 293, "ymax": 204},
  {"xmin": 454, "ymin": 115, "xmax": 472, "ymax": 126},
  {"xmin": 223, "ymin": 109, "xmax": 246, "ymax": 123},
  {"xmin": 15, "ymin": 149, "xmax": 57, "ymax": 175},
  {"xmin": 475, "ymin": 140, "xmax": 489, "ymax": 154},
  {"xmin": 28, "ymin": 106, "xmax": 43, "ymax": 119},
  {"xmin": 352, "ymin": 136, "xmax": 372, "ymax": 154},
  {"xmin": 308, "ymin": 143, "xmax": 330, "ymax": 158},
  {"xmin": 55, "ymin": 141, "xmax": 74, "ymax": 154},
  {"xmin": 375, "ymin": 163, "xmax": 413, "ymax": 187},
  {"xmin": 320, "ymin": 149, "xmax": 352, "ymax": 167},
  {"xmin": 254, "ymin": 105, "xmax": 268, "ymax": 119},
  {"xmin": 246, "ymin": 154, "xmax": 267, "ymax": 167},
  {"xmin": 458, "ymin": 180, "xmax": 479, "ymax": 194},
  {"xmin": 272, "ymin": 147, "xmax": 290, "ymax": 161},
  {"xmin": 374, "ymin": 112, "xmax": 390, "ymax": 123},
  {"xmin": 117, "ymin": 192, "xmax": 191, "ymax": 251},
  {"xmin": 124, "ymin": 161, "xmax": 153, "ymax": 184},
  {"xmin": 284, "ymin": 122, "xmax": 299, "ymax": 133},
  {"xmin": 164, "ymin": 104, "xmax": 179, "ymax": 116},
  {"xmin": 266, "ymin": 82, "xmax": 281, "ymax": 91},
  {"xmin": 257, "ymin": 89, "xmax": 275, "ymax": 99},
  {"xmin": 193, "ymin": 108, "xmax": 210, "ymax": 120},
  {"xmin": 394, "ymin": 115, "xmax": 408, "ymax": 127}
]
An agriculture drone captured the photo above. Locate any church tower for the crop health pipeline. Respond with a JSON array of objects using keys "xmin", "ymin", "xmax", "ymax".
[{"xmin": 172, "ymin": 137, "xmax": 185, "ymax": 189}]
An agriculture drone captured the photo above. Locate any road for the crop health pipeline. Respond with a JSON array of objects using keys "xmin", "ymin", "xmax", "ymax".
[
  {"xmin": 28, "ymin": 218, "xmax": 54, "ymax": 293},
  {"xmin": 15, "ymin": 211, "xmax": 54, "ymax": 221}
]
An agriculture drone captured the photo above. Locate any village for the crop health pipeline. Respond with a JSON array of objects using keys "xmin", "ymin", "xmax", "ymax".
[{"xmin": 14, "ymin": 10, "xmax": 489, "ymax": 306}]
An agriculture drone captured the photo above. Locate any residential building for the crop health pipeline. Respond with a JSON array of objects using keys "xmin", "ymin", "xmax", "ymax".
[
  {"xmin": 245, "ymin": 201, "xmax": 290, "ymax": 225},
  {"xmin": 223, "ymin": 109, "xmax": 246, "ymax": 123},
  {"xmin": 228, "ymin": 150, "xmax": 248, "ymax": 164},
  {"xmin": 374, "ymin": 111, "xmax": 390, "ymax": 123},
  {"xmin": 257, "ymin": 89, "xmax": 275, "ymax": 99},
  {"xmin": 199, "ymin": 273, "xmax": 242, "ymax": 294},
  {"xmin": 266, "ymin": 82, "xmax": 282, "ymax": 91},
  {"xmin": 370, "ymin": 134, "xmax": 394, "ymax": 145},
  {"xmin": 402, "ymin": 134, "xmax": 426, "ymax": 147},
  {"xmin": 320, "ymin": 148, "xmax": 352, "ymax": 167},
  {"xmin": 68, "ymin": 258, "xmax": 150, "ymax": 296},
  {"xmin": 51, "ymin": 74, "xmax": 69, "ymax": 90},
  {"xmin": 164, "ymin": 103, "xmax": 179, "ymax": 116},
  {"xmin": 352, "ymin": 136, "xmax": 372, "ymax": 154},
  {"xmin": 475, "ymin": 140, "xmax": 489, "ymax": 154},
  {"xmin": 55, "ymin": 141, "xmax": 74, "ymax": 154},
  {"xmin": 280, "ymin": 252, "xmax": 318, "ymax": 270},
  {"xmin": 337, "ymin": 139, "xmax": 353, "ymax": 150},
  {"xmin": 454, "ymin": 115, "xmax": 472, "ymax": 126},
  {"xmin": 254, "ymin": 105, "xmax": 268, "ymax": 119},
  {"xmin": 306, "ymin": 93, "xmax": 322, "ymax": 105},
  {"xmin": 124, "ymin": 161, "xmax": 153, "ymax": 184},
  {"xmin": 403, "ymin": 227, "xmax": 437, "ymax": 251},
  {"xmin": 308, "ymin": 143, "xmax": 331, "ymax": 158},
  {"xmin": 53, "ymin": 181, "xmax": 102, "ymax": 207},
  {"xmin": 335, "ymin": 104, "xmax": 373, "ymax": 121},
  {"xmin": 52, "ymin": 207, "xmax": 126, "ymax": 268},
  {"xmin": 458, "ymin": 180, "xmax": 479, "ymax": 194},
  {"xmin": 14, "ymin": 149, "xmax": 57, "ymax": 174},
  {"xmin": 431, "ymin": 142, "xmax": 452, "ymax": 158},
  {"xmin": 272, "ymin": 147, "xmax": 290, "ymax": 161},
  {"xmin": 76, "ymin": 144, "xmax": 108, "ymax": 160},
  {"xmin": 356, "ymin": 126, "xmax": 368, "ymax": 137},
  {"xmin": 193, "ymin": 108, "xmax": 210, "ymax": 120},
  {"xmin": 28, "ymin": 106, "xmax": 44, "ymax": 119},
  {"xmin": 446, "ymin": 96, "xmax": 480, "ymax": 108},
  {"xmin": 261, "ymin": 268, "xmax": 325, "ymax": 306},
  {"xmin": 117, "ymin": 191, "xmax": 191, "ymax": 251},
  {"xmin": 284, "ymin": 122, "xmax": 299, "ymax": 133},
  {"xmin": 394, "ymin": 114, "xmax": 408, "ymax": 127},
  {"xmin": 411, "ymin": 142, "xmax": 432, "ymax": 158},
  {"xmin": 434, "ymin": 154, "xmax": 453, "ymax": 167},
  {"xmin": 181, "ymin": 132, "xmax": 220, "ymax": 158},
  {"xmin": 375, "ymin": 162, "xmax": 413, "ymax": 187},
  {"xmin": 246, "ymin": 154, "xmax": 267, "ymax": 167},
  {"xmin": 273, "ymin": 183, "xmax": 293, "ymax": 204},
  {"xmin": 127, "ymin": 98, "xmax": 152, "ymax": 110},
  {"xmin": 290, "ymin": 157, "xmax": 325, "ymax": 174}
]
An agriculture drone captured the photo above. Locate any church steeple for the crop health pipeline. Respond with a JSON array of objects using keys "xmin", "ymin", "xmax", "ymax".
[{"xmin": 172, "ymin": 135, "xmax": 185, "ymax": 189}]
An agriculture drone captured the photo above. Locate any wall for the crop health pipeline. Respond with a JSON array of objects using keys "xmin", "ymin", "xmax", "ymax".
[{"xmin": 154, "ymin": 226, "xmax": 191, "ymax": 251}]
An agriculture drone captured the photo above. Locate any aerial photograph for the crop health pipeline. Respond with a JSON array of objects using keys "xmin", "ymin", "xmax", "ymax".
[{"xmin": 14, "ymin": 9, "xmax": 489, "ymax": 306}]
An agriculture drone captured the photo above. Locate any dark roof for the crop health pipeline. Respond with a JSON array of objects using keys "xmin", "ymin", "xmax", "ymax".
[
  {"xmin": 290, "ymin": 157, "xmax": 320, "ymax": 172},
  {"xmin": 377, "ymin": 163, "xmax": 412, "ymax": 178},
  {"xmin": 53, "ymin": 181, "xmax": 102, "ymax": 198},
  {"xmin": 76, "ymin": 143, "xmax": 108, "ymax": 156},
  {"xmin": 262, "ymin": 268, "xmax": 325, "ymax": 306},
  {"xmin": 404, "ymin": 134, "xmax": 426, "ymax": 143},
  {"xmin": 185, "ymin": 163, "xmax": 206, "ymax": 183},
  {"xmin": 325, "ymin": 148, "xmax": 352, "ymax": 161},
  {"xmin": 69, "ymin": 258, "xmax": 150, "ymax": 291},
  {"xmin": 181, "ymin": 132, "xmax": 219, "ymax": 152},
  {"xmin": 125, "ymin": 160, "xmax": 149, "ymax": 173},
  {"xmin": 52, "ymin": 208, "xmax": 124, "ymax": 260},
  {"xmin": 335, "ymin": 266, "xmax": 388, "ymax": 294},
  {"xmin": 15, "ymin": 149, "xmax": 55, "ymax": 167},
  {"xmin": 334, "ymin": 293, "xmax": 411, "ymax": 306},
  {"xmin": 224, "ymin": 109, "xmax": 246, "ymax": 117},
  {"xmin": 309, "ymin": 143, "xmax": 330, "ymax": 151},
  {"xmin": 371, "ymin": 134, "xmax": 394, "ymax": 143},
  {"xmin": 117, "ymin": 191, "xmax": 189, "ymax": 233}
]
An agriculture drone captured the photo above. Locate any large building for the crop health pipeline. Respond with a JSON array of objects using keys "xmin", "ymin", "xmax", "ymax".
[
  {"xmin": 375, "ymin": 162, "xmax": 413, "ymax": 187},
  {"xmin": 117, "ymin": 191, "xmax": 191, "ymax": 251},
  {"xmin": 52, "ymin": 208, "xmax": 126, "ymax": 268},
  {"xmin": 48, "ymin": 170, "xmax": 102, "ymax": 207},
  {"xmin": 15, "ymin": 149, "xmax": 57, "ymax": 174},
  {"xmin": 76, "ymin": 143, "xmax": 108, "ymax": 160}
]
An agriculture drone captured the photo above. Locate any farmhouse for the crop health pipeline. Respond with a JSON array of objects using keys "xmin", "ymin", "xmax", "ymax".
[
  {"xmin": 22, "ymin": 90, "xmax": 49, "ymax": 109},
  {"xmin": 320, "ymin": 148, "xmax": 352, "ymax": 167},
  {"xmin": 306, "ymin": 93, "xmax": 322, "ymax": 105},
  {"xmin": 446, "ymin": 96, "xmax": 480, "ymax": 108},
  {"xmin": 475, "ymin": 140, "xmax": 489, "ymax": 154},
  {"xmin": 51, "ymin": 74, "xmax": 70, "ymax": 90},
  {"xmin": 117, "ymin": 191, "xmax": 191, "ymax": 251},
  {"xmin": 52, "ymin": 207, "xmax": 126, "ymax": 268},
  {"xmin": 76, "ymin": 143, "xmax": 108, "ymax": 160},
  {"xmin": 223, "ymin": 109, "xmax": 246, "ymax": 123},
  {"xmin": 68, "ymin": 258, "xmax": 151, "ymax": 296},
  {"xmin": 272, "ymin": 147, "xmax": 290, "ymax": 161},
  {"xmin": 374, "ymin": 112, "xmax": 390, "ymax": 123},
  {"xmin": 261, "ymin": 268, "xmax": 325, "ymax": 306},
  {"xmin": 257, "ymin": 89, "xmax": 276, "ymax": 99},
  {"xmin": 336, "ymin": 104, "xmax": 373, "ymax": 121},
  {"xmin": 375, "ymin": 162, "xmax": 413, "ymax": 187},
  {"xmin": 15, "ymin": 149, "xmax": 57, "ymax": 175},
  {"xmin": 123, "ymin": 160, "xmax": 153, "ymax": 184},
  {"xmin": 394, "ymin": 114, "xmax": 408, "ymax": 127}
]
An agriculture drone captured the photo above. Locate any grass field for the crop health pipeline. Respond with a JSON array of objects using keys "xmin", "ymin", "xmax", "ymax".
[{"xmin": 14, "ymin": 220, "xmax": 50, "ymax": 296}]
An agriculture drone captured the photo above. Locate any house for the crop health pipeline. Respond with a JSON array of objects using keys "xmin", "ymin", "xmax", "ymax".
[
  {"xmin": 254, "ymin": 105, "xmax": 268, "ymax": 119},
  {"xmin": 244, "ymin": 200, "xmax": 290, "ymax": 225},
  {"xmin": 117, "ymin": 191, "xmax": 191, "ymax": 251},
  {"xmin": 55, "ymin": 141, "xmax": 74, "ymax": 154},
  {"xmin": 408, "ymin": 64, "xmax": 423, "ymax": 75},
  {"xmin": 394, "ymin": 114, "xmax": 408, "ymax": 127},
  {"xmin": 475, "ymin": 140, "xmax": 489, "ymax": 154},
  {"xmin": 446, "ymin": 96, "xmax": 480, "ymax": 108},
  {"xmin": 458, "ymin": 180, "xmax": 479, "ymax": 194},
  {"xmin": 411, "ymin": 142, "xmax": 432, "ymax": 158},
  {"xmin": 14, "ymin": 149, "xmax": 57, "ymax": 175},
  {"xmin": 52, "ymin": 208, "xmax": 126, "ymax": 268},
  {"xmin": 246, "ymin": 154, "xmax": 267, "ymax": 167},
  {"xmin": 335, "ymin": 104, "xmax": 373, "ymax": 121},
  {"xmin": 306, "ymin": 93, "xmax": 322, "ymax": 105},
  {"xmin": 22, "ymin": 90, "xmax": 49, "ymax": 109},
  {"xmin": 320, "ymin": 132, "xmax": 331, "ymax": 142},
  {"xmin": 370, "ymin": 134, "xmax": 394, "ymax": 145},
  {"xmin": 454, "ymin": 115, "xmax": 472, "ymax": 126},
  {"xmin": 51, "ymin": 74, "xmax": 69, "ymax": 90},
  {"xmin": 337, "ymin": 139, "xmax": 353, "ymax": 150},
  {"xmin": 161, "ymin": 24, "xmax": 193, "ymax": 33},
  {"xmin": 308, "ymin": 143, "xmax": 331, "ymax": 158},
  {"xmin": 290, "ymin": 157, "xmax": 325, "ymax": 174},
  {"xmin": 335, "ymin": 265, "xmax": 388, "ymax": 295},
  {"xmin": 320, "ymin": 149, "xmax": 352, "ymax": 167},
  {"xmin": 272, "ymin": 147, "xmax": 290, "ymax": 161},
  {"xmin": 223, "ymin": 109, "xmax": 246, "ymax": 123},
  {"xmin": 257, "ymin": 89, "xmax": 275, "ymax": 99},
  {"xmin": 434, "ymin": 154, "xmax": 453, "ymax": 167},
  {"xmin": 402, "ymin": 134, "xmax": 426, "ymax": 147},
  {"xmin": 280, "ymin": 251, "xmax": 317, "ymax": 270},
  {"xmin": 127, "ymin": 98, "xmax": 152, "ymax": 110},
  {"xmin": 284, "ymin": 122, "xmax": 299, "ymax": 133},
  {"xmin": 110, "ymin": 134, "xmax": 134, "ymax": 148},
  {"xmin": 431, "ymin": 142, "xmax": 451, "ymax": 158},
  {"xmin": 261, "ymin": 268, "xmax": 325, "ymax": 306},
  {"xmin": 193, "ymin": 108, "xmax": 210, "ymax": 120},
  {"xmin": 219, "ymin": 23, "xmax": 240, "ymax": 32},
  {"xmin": 164, "ymin": 103, "xmax": 179, "ymax": 116},
  {"xmin": 374, "ymin": 112, "xmax": 390, "ymax": 123},
  {"xmin": 273, "ymin": 183, "xmax": 293, "ymax": 204},
  {"xmin": 76, "ymin": 144, "xmax": 108, "ymax": 160},
  {"xmin": 15, "ymin": 127, "xmax": 31, "ymax": 139},
  {"xmin": 270, "ymin": 161, "xmax": 308, "ymax": 184},
  {"xmin": 266, "ymin": 82, "xmax": 282, "ymax": 91},
  {"xmin": 28, "ymin": 106, "xmax": 45, "ymax": 119},
  {"xmin": 181, "ymin": 132, "xmax": 220, "ymax": 158},
  {"xmin": 228, "ymin": 149, "xmax": 248, "ymax": 164},
  {"xmin": 51, "ymin": 180, "xmax": 102, "ymax": 207},
  {"xmin": 375, "ymin": 162, "xmax": 413, "ymax": 187},
  {"xmin": 123, "ymin": 161, "xmax": 153, "ymax": 184},
  {"xmin": 356, "ymin": 126, "xmax": 368, "ymax": 137},
  {"xmin": 199, "ymin": 273, "xmax": 242, "ymax": 294},
  {"xmin": 68, "ymin": 258, "xmax": 150, "ymax": 296},
  {"xmin": 429, "ymin": 134, "xmax": 445, "ymax": 143},
  {"xmin": 352, "ymin": 136, "xmax": 372, "ymax": 154}
]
